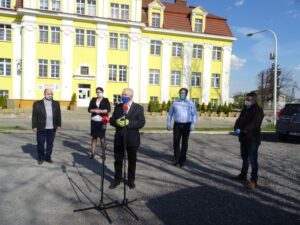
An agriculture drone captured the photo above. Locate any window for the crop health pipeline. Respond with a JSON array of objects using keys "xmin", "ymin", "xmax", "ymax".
[
  {"xmin": 113, "ymin": 94, "xmax": 121, "ymax": 104},
  {"xmin": 76, "ymin": 29, "xmax": 84, "ymax": 46},
  {"xmin": 172, "ymin": 43, "xmax": 182, "ymax": 57},
  {"xmin": 40, "ymin": 0, "xmax": 48, "ymax": 10},
  {"xmin": 150, "ymin": 40, "xmax": 161, "ymax": 56},
  {"xmin": 0, "ymin": 0, "xmax": 10, "ymax": 8},
  {"xmin": 50, "ymin": 60, "xmax": 60, "ymax": 78},
  {"xmin": 211, "ymin": 99, "xmax": 218, "ymax": 106},
  {"xmin": 111, "ymin": 3, "xmax": 119, "ymax": 19},
  {"xmin": 0, "ymin": 58, "xmax": 11, "ymax": 76},
  {"xmin": 38, "ymin": 59, "xmax": 48, "ymax": 77},
  {"xmin": 119, "ymin": 65, "xmax": 127, "ymax": 82},
  {"xmin": 87, "ymin": 30, "xmax": 95, "ymax": 47},
  {"xmin": 152, "ymin": 13, "xmax": 160, "ymax": 27},
  {"xmin": 192, "ymin": 98, "xmax": 199, "ymax": 105},
  {"xmin": 121, "ymin": 4, "xmax": 129, "ymax": 20},
  {"xmin": 109, "ymin": 65, "xmax": 117, "ymax": 81},
  {"xmin": 0, "ymin": 90, "xmax": 8, "ymax": 97},
  {"xmin": 120, "ymin": 34, "xmax": 128, "ymax": 50},
  {"xmin": 109, "ymin": 33, "xmax": 118, "ymax": 49},
  {"xmin": 52, "ymin": 0, "xmax": 60, "ymax": 11},
  {"xmin": 80, "ymin": 66, "xmax": 89, "ymax": 75},
  {"xmin": 87, "ymin": 0, "xmax": 96, "ymax": 16},
  {"xmin": 212, "ymin": 74, "xmax": 220, "ymax": 88},
  {"xmin": 39, "ymin": 26, "xmax": 48, "ymax": 43},
  {"xmin": 149, "ymin": 69, "xmax": 160, "ymax": 85},
  {"xmin": 51, "ymin": 27, "xmax": 60, "ymax": 44},
  {"xmin": 0, "ymin": 24, "xmax": 11, "ymax": 41},
  {"xmin": 193, "ymin": 44, "xmax": 202, "ymax": 59},
  {"xmin": 150, "ymin": 96, "xmax": 158, "ymax": 102},
  {"xmin": 171, "ymin": 71, "xmax": 181, "ymax": 86},
  {"xmin": 171, "ymin": 97, "xmax": 177, "ymax": 102},
  {"xmin": 191, "ymin": 72, "xmax": 201, "ymax": 87},
  {"xmin": 195, "ymin": 19, "xmax": 203, "ymax": 32},
  {"xmin": 76, "ymin": 0, "xmax": 85, "ymax": 14},
  {"xmin": 212, "ymin": 47, "xmax": 222, "ymax": 61}
]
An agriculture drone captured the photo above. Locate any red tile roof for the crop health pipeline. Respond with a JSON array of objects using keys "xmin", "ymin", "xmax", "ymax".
[{"xmin": 142, "ymin": 0, "xmax": 234, "ymax": 37}]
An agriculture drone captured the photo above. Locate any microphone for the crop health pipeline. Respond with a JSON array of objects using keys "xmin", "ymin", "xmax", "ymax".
[{"xmin": 122, "ymin": 104, "xmax": 128, "ymax": 116}]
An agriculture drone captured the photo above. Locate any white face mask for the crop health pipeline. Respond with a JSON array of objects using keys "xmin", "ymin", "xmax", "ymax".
[
  {"xmin": 97, "ymin": 93, "xmax": 103, "ymax": 98},
  {"xmin": 245, "ymin": 100, "xmax": 252, "ymax": 108}
]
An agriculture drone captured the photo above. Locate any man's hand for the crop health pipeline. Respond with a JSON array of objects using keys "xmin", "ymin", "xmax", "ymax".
[
  {"xmin": 32, "ymin": 128, "xmax": 37, "ymax": 133},
  {"xmin": 190, "ymin": 124, "xmax": 195, "ymax": 131},
  {"xmin": 167, "ymin": 124, "xmax": 171, "ymax": 131},
  {"xmin": 234, "ymin": 129, "xmax": 241, "ymax": 135},
  {"xmin": 116, "ymin": 117, "xmax": 129, "ymax": 127},
  {"xmin": 56, "ymin": 127, "xmax": 61, "ymax": 131}
]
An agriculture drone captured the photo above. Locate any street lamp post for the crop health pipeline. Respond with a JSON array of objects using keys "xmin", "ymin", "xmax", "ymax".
[{"xmin": 246, "ymin": 29, "xmax": 278, "ymax": 126}]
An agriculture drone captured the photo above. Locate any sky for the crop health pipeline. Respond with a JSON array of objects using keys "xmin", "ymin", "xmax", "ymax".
[{"xmin": 163, "ymin": 0, "xmax": 300, "ymax": 98}]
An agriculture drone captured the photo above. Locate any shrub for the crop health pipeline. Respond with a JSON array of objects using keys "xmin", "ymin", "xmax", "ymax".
[
  {"xmin": 207, "ymin": 102, "xmax": 212, "ymax": 112},
  {"xmin": 200, "ymin": 103, "xmax": 206, "ymax": 112},
  {"xmin": 148, "ymin": 100, "xmax": 153, "ymax": 112},
  {"xmin": 167, "ymin": 100, "xmax": 172, "ymax": 112},
  {"xmin": 0, "ymin": 96, "xmax": 7, "ymax": 109},
  {"xmin": 211, "ymin": 104, "xmax": 217, "ymax": 113},
  {"xmin": 161, "ymin": 101, "xmax": 167, "ymax": 111}
]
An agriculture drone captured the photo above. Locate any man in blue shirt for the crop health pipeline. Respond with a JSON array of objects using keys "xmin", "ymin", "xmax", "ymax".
[{"xmin": 167, "ymin": 88, "xmax": 198, "ymax": 167}]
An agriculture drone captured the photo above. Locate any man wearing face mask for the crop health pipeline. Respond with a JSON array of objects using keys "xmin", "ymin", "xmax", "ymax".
[
  {"xmin": 32, "ymin": 88, "xmax": 61, "ymax": 165},
  {"xmin": 167, "ymin": 87, "xmax": 197, "ymax": 167},
  {"xmin": 233, "ymin": 92, "xmax": 264, "ymax": 190},
  {"xmin": 109, "ymin": 88, "xmax": 145, "ymax": 189}
]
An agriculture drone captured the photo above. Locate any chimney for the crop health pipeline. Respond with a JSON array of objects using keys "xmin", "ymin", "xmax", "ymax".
[{"xmin": 175, "ymin": 0, "xmax": 187, "ymax": 6}]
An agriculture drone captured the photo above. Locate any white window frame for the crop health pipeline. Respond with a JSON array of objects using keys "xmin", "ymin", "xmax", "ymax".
[
  {"xmin": 87, "ymin": 0, "xmax": 96, "ymax": 16},
  {"xmin": 87, "ymin": 30, "xmax": 95, "ymax": 47},
  {"xmin": 172, "ymin": 43, "xmax": 182, "ymax": 57},
  {"xmin": 191, "ymin": 72, "xmax": 201, "ymax": 87},
  {"xmin": 0, "ymin": 24, "xmax": 11, "ymax": 41},
  {"xmin": 109, "ymin": 33, "xmax": 118, "ymax": 49},
  {"xmin": 0, "ymin": 90, "xmax": 9, "ymax": 97},
  {"xmin": 193, "ymin": 44, "xmax": 202, "ymax": 59},
  {"xmin": 50, "ymin": 60, "xmax": 60, "ymax": 78},
  {"xmin": 120, "ymin": 4, "xmax": 129, "ymax": 20},
  {"xmin": 76, "ymin": 29, "xmax": 84, "ymax": 46},
  {"xmin": 119, "ymin": 65, "xmax": 127, "ymax": 82},
  {"xmin": 195, "ymin": 19, "xmax": 203, "ymax": 32},
  {"xmin": 0, "ymin": 58, "xmax": 11, "ymax": 76},
  {"xmin": 150, "ymin": 40, "xmax": 161, "ymax": 56},
  {"xmin": 113, "ymin": 94, "xmax": 121, "ymax": 104},
  {"xmin": 119, "ymin": 34, "xmax": 128, "ymax": 50},
  {"xmin": 0, "ymin": 0, "xmax": 11, "ymax": 8},
  {"xmin": 212, "ymin": 47, "xmax": 222, "ymax": 61},
  {"xmin": 152, "ymin": 13, "xmax": 160, "ymax": 27},
  {"xmin": 192, "ymin": 98, "xmax": 199, "ymax": 105},
  {"xmin": 109, "ymin": 65, "xmax": 117, "ymax": 81},
  {"xmin": 40, "ymin": 0, "xmax": 48, "ymax": 10},
  {"xmin": 211, "ymin": 99, "xmax": 218, "ymax": 106},
  {"xmin": 110, "ymin": 3, "xmax": 119, "ymax": 19},
  {"xmin": 38, "ymin": 59, "xmax": 48, "ymax": 78},
  {"xmin": 150, "ymin": 96, "xmax": 158, "ymax": 102},
  {"xmin": 51, "ymin": 27, "xmax": 60, "ymax": 44},
  {"xmin": 39, "ymin": 26, "xmax": 48, "ymax": 43},
  {"xmin": 211, "ymin": 73, "xmax": 220, "ymax": 88},
  {"xmin": 76, "ymin": 0, "xmax": 85, "ymax": 15},
  {"xmin": 80, "ymin": 66, "xmax": 89, "ymax": 75},
  {"xmin": 171, "ymin": 71, "xmax": 181, "ymax": 86},
  {"xmin": 52, "ymin": 0, "xmax": 60, "ymax": 11},
  {"xmin": 149, "ymin": 69, "xmax": 160, "ymax": 85}
]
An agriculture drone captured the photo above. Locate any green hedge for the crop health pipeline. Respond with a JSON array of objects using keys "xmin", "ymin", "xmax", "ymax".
[{"xmin": 0, "ymin": 96, "xmax": 7, "ymax": 109}]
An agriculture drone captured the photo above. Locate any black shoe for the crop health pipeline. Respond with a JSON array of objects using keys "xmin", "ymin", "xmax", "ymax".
[
  {"xmin": 89, "ymin": 153, "xmax": 95, "ymax": 159},
  {"xmin": 38, "ymin": 160, "xmax": 43, "ymax": 165},
  {"xmin": 231, "ymin": 174, "xmax": 247, "ymax": 181},
  {"xmin": 172, "ymin": 160, "xmax": 179, "ymax": 166},
  {"xmin": 127, "ymin": 181, "xmax": 136, "ymax": 189},
  {"xmin": 45, "ymin": 159, "xmax": 53, "ymax": 163},
  {"xmin": 109, "ymin": 180, "xmax": 121, "ymax": 189},
  {"xmin": 179, "ymin": 161, "xmax": 185, "ymax": 167}
]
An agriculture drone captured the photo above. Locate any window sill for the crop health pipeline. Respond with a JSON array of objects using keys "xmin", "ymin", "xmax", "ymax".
[
  {"xmin": 73, "ymin": 74, "xmax": 95, "ymax": 80},
  {"xmin": 0, "ymin": 75, "xmax": 11, "ymax": 77},
  {"xmin": 150, "ymin": 54, "xmax": 161, "ymax": 57},
  {"xmin": 37, "ymin": 77, "xmax": 60, "ymax": 80},
  {"xmin": 0, "ymin": 40, "xmax": 12, "ymax": 43}
]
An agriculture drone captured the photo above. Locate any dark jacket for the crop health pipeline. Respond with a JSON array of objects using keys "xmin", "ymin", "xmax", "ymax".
[
  {"xmin": 110, "ymin": 102, "xmax": 145, "ymax": 147},
  {"xmin": 32, "ymin": 100, "xmax": 61, "ymax": 131},
  {"xmin": 88, "ymin": 97, "xmax": 111, "ymax": 117},
  {"xmin": 234, "ymin": 104, "xmax": 264, "ymax": 145}
]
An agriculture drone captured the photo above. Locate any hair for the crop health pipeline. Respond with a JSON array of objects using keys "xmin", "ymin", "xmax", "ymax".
[
  {"xmin": 122, "ymin": 88, "xmax": 134, "ymax": 97},
  {"xmin": 44, "ymin": 88, "xmax": 53, "ymax": 94},
  {"xmin": 96, "ymin": 87, "xmax": 104, "ymax": 92},
  {"xmin": 179, "ymin": 87, "xmax": 189, "ymax": 95},
  {"xmin": 246, "ymin": 92, "xmax": 257, "ymax": 101}
]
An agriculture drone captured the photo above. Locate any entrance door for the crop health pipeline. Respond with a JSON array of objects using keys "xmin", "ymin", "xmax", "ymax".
[{"xmin": 77, "ymin": 84, "xmax": 91, "ymax": 107}]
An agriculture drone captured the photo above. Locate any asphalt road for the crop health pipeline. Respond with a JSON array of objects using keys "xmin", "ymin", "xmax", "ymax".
[{"xmin": 0, "ymin": 131, "xmax": 299, "ymax": 225}]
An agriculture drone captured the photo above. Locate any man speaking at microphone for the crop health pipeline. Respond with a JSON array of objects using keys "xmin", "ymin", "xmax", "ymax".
[{"xmin": 109, "ymin": 88, "xmax": 145, "ymax": 189}]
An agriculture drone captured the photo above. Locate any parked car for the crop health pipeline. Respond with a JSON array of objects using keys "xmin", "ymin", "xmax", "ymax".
[{"xmin": 276, "ymin": 103, "xmax": 300, "ymax": 141}]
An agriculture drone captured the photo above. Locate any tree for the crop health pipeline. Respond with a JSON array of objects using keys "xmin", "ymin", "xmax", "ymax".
[{"xmin": 233, "ymin": 92, "xmax": 246, "ymax": 109}]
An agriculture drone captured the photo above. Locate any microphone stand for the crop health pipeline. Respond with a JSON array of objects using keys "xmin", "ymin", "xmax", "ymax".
[{"xmin": 74, "ymin": 137, "xmax": 117, "ymax": 224}]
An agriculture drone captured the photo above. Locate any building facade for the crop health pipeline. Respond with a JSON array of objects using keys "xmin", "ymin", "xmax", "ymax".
[{"xmin": 0, "ymin": 0, "xmax": 236, "ymax": 107}]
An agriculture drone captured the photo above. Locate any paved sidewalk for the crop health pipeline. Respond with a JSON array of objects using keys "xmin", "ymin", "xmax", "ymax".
[{"xmin": 0, "ymin": 131, "xmax": 299, "ymax": 225}]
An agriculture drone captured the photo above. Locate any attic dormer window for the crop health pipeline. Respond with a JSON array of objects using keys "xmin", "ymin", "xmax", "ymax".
[
  {"xmin": 195, "ymin": 19, "xmax": 203, "ymax": 33},
  {"xmin": 40, "ymin": 0, "xmax": 48, "ymax": 10},
  {"xmin": 152, "ymin": 13, "xmax": 161, "ymax": 28}
]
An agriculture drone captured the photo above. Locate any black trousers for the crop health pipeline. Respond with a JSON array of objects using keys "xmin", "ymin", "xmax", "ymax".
[
  {"xmin": 114, "ymin": 144, "xmax": 137, "ymax": 183},
  {"xmin": 173, "ymin": 122, "xmax": 191, "ymax": 163}
]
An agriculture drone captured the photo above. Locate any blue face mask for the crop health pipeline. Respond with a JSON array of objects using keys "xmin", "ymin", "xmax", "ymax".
[
  {"xmin": 122, "ymin": 96, "xmax": 131, "ymax": 104},
  {"xmin": 179, "ymin": 93, "xmax": 186, "ymax": 100},
  {"xmin": 245, "ymin": 100, "xmax": 252, "ymax": 109}
]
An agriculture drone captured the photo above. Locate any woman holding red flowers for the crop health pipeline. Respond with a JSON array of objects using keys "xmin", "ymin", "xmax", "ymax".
[{"xmin": 88, "ymin": 87, "xmax": 111, "ymax": 159}]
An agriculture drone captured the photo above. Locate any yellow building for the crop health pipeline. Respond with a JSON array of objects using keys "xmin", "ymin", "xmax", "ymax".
[{"xmin": 0, "ymin": 0, "xmax": 236, "ymax": 107}]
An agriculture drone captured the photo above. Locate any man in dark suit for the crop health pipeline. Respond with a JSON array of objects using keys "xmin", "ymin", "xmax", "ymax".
[
  {"xmin": 32, "ymin": 88, "xmax": 61, "ymax": 165},
  {"xmin": 233, "ymin": 92, "xmax": 264, "ymax": 190},
  {"xmin": 109, "ymin": 88, "xmax": 145, "ymax": 189}
]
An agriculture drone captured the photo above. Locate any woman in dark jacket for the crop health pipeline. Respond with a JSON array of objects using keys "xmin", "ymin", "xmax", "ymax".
[{"xmin": 88, "ymin": 87, "xmax": 111, "ymax": 159}]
